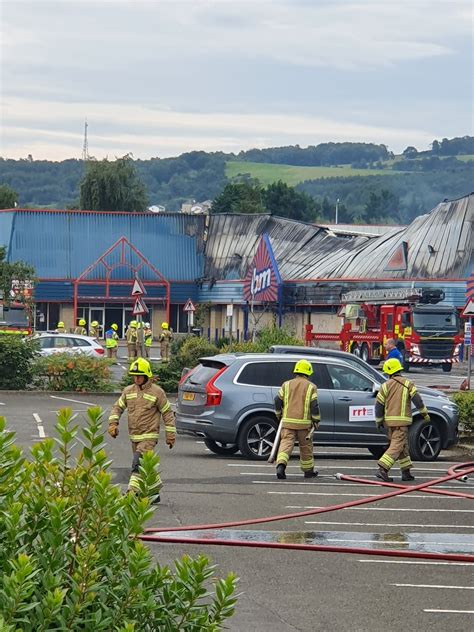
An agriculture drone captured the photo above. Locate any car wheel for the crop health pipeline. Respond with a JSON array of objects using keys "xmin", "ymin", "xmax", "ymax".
[
  {"xmin": 408, "ymin": 419, "xmax": 442, "ymax": 461},
  {"xmin": 203, "ymin": 437, "xmax": 239, "ymax": 456},
  {"xmin": 360, "ymin": 343, "xmax": 370, "ymax": 363},
  {"xmin": 442, "ymin": 363, "xmax": 452, "ymax": 373},
  {"xmin": 367, "ymin": 445, "xmax": 387, "ymax": 459},
  {"xmin": 238, "ymin": 416, "xmax": 277, "ymax": 460}
]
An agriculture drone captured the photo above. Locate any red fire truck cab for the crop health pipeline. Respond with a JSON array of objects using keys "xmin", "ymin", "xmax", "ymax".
[{"xmin": 305, "ymin": 288, "xmax": 462, "ymax": 373}]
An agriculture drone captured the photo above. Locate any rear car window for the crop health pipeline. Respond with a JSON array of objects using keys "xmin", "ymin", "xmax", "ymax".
[
  {"xmin": 236, "ymin": 361, "xmax": 331, "ymax": 389},
  {"xmin": 73, "ymin": 338, "xmax": 90, "ymax": 347},
  {"xmin": 184, "ymin": 363, "xmax": 223, "ymax": 386}
]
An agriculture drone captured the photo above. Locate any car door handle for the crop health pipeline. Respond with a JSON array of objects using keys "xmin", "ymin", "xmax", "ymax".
[{"xmin": 337, "ymin": 396, "xmax": 352, "ymax": 401}]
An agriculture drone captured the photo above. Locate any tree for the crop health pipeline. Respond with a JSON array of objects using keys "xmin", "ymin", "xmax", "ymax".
[
  {"xmin": 210, "ymin": 181, "xmax": 265, "ymax": 214},
  {"xmin": 402, "ymin": 146, "xmax": 418, "ymax": 159},
  {"xmin": 79, "ymin": 155, "xmax": 149, "ymax": 212},
  {"xmin": 0, "ymin": 246, "xmax": 35, "ymax": 307},
  {"xmin": 0, "ymin": 184, "xmax": 18, "ymax": 209},
  {"xmin": 263, "ymin": 180, "xmax": 318, "ymax": 222}
]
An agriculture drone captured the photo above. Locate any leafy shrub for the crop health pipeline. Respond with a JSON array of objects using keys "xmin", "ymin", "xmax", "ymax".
[
  {"xmin": 32, "ymin": 353, "xmax": 114, "ymax": 392},
  {"xmin": 0, "ymin": 335, "xmax": 38, "ymax": 390},
  {"xmin": 451, "ymin": 391, "xmax": 474, "ymax": 434},
  {"xmin": 176, "ymin": 337, "xmax": 219, "ymax": 371},
  {"xmin": 220, "ymin": 326, "xmax": 303, "ymax": 354},
  {"xmin": 0, "ymin": 408, "xmax": 238, "ymax": 630}
]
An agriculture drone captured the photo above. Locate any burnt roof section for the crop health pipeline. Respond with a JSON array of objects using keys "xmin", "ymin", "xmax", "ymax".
[{"xmin": 205, "ymin": 193, "xmax": 473, "ymax": 281}]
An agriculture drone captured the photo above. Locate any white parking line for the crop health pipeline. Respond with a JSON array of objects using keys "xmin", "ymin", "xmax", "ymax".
[
  {"xmin": 392, "ymin": 583, "xmax": 474, "ymax": 590},
  {"xmin": 239, "ymin": 473, "xmax": 473, "ymax": 487},
  {"xmin": 330, "ymin": 539, "xmax": 474, "ymax": 548},
  {"xmin": 265, "ymin": 487, "xmax": 467, "ymax": 499},
  {"xmin": 424, "ymin": 609, "xmax": 474, "ymax": 614},
  {"xmin": 50, "ymin": 395, "xmax": 95, "ymax": 406},
  {"xmin": 227, "ymin": 464, "xmax": 459, "ymax": 471},
  {"xmin": 286, "ymin": 506, "xmax": 474, "ymax": 513},
  {"xmin": 0, "ymin": 402, "xmax": 5, "ymax": 405},
  {"xmin": 305, "ymin": 520, "xmax": 474, "ymax": 529},
  {"xmin": 117, "ymin": 364, "xmax": 127, "ymax": 371},
  {"xmin": 358, "ymin": 560, "xmax": 473, "ymax": 567},
  {"xmin": 33, "ymin": 413, "xmax": 46, "ymax": 438}
]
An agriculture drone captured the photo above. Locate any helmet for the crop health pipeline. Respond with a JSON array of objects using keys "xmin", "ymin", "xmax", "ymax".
[
  {"xmin": 383, "ymin": 358, "xmax": 403, "ymax": 375},
  {"xmin": 129, "ymin": 358, "xmax": 153, "ymax": 378},
  {"xmin": 161, "ymin": 322, "xmax": 169, "ymax": 329},
  {"xmin": 79, "ymin": 319, "xmax": 86, "ymax": 326},
  {"xmin": 144, "ymin": 322, "xmax": 150, "ymax": 328},
  {"xmin": 91, "ymin": 320, "xmax": 99, "ymax": 327},
  {"xmin": 294, "ymin": 359, "xmax": 313, "ymax": 376},
  {"xmin": 111, "ymin": 323, "xmax": 118, "ymax": 331},
  {"xmin": 57, "ymin": 322, "xmax": 65, "ymax": 328},
  {"xmin": 129, "ymin": 320, "xmax": 137, "ymax": 328}
]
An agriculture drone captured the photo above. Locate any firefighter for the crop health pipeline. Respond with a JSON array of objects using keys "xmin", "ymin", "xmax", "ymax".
[
  {"xmin": 126, "ymin": 320, "xmax": 138, "ymax": 360},
  {"xmin": 144, "ymin": 322, "xmax": 153, "ymax": 358},
  {"xmin": 89, "ymin": 320, "xmax": 100, "ymax": 338},
  {"xmin": 375, "ymin": 358, "xmax": 430, "ymax": 482},
  {"xmin": 274, "ymin": 359, "xmax": 320, "ymax": 480},
  {"xmin": 107, "ymin": 358, "xmax": 175, "ymax": 501},
  {"xmin": 55, "ymin": 321, "xmax": 66, "ymax": 333},
  {"xmin": 74, "ymin": 318, "xmax": 87, "ymax": 335},
  {"xmin": 105, "ymin": 323, "xmax": 119, "ymax": 359},
  {"xmin": 159, "ymin": 322, "xmax": 173, "ymax": 363}
]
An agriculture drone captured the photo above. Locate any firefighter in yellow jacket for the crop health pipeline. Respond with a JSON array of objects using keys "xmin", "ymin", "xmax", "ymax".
[
  {"xmin": 274, "ymin": 359, "xmax": 320, "ymax": 480},
  {"xmin": 107, "ymin": 358, "xmax": 176, "ymax": 501},
  {"xmin": 125, "ymin": 321, "xmax": 138, "ymax": 361},
  {"xmin": 375, "ymin": 358, "xmax": 430, "ymax": 482},
  {"xmin": 74, "ymin": 319, "xmax": 87, "ymax": 335},
  {"xmin": 159, "ymin": 322, "xmax": 173, "ymax": 363}
]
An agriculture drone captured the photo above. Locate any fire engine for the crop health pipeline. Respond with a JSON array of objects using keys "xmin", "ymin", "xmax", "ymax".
[
  {"xmin": 0, "ymin": 294, "xmax": 32, "ymax": 336},
  {"xmin": 305, "ymin": 288, "xmax": 462, "ymax": 372}
]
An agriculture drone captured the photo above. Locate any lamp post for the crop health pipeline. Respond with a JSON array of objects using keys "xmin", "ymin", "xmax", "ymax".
[{"xmin": 335, "ymin": 198, "xmax": 340, "ymax": 225}]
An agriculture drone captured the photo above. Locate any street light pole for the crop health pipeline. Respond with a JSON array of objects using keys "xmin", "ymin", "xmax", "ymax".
[{"xmin": 335, "ymin": 198, "xmax": 340, "ymax": 225}]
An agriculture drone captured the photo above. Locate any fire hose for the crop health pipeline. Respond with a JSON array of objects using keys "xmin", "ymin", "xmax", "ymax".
[{"xmin": 141, "ymin": 462, "xmax": 474, "ymax": 563}]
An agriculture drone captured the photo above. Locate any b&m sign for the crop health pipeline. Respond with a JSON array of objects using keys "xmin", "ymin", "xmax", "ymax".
[{"xmin": 243, "ymin": 234, "xmax": 281, "ymax": 303}]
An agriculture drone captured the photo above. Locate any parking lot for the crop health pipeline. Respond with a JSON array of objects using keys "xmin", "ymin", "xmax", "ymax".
[{"xmin": 0, "ymin": 391, "xmax": 472, "ymax": 631}]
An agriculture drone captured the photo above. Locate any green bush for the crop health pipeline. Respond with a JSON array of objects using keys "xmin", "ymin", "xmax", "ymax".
[
  {"xmin": 0, "ymin": 335, "xmax": 38, "ymax": 390},
  {"xmin": 176, "ymin": 337, "xmax": 219, "ymax": 371},
  {"xmin": 220, "ymin": 326, "xmax": 303, "ymax": 354},
  {"xmin": 0, "ymin": 408, "xmax": 238, "ymax": 630},
  {"xmin": 451, "ymin": 392, "xmax": 474, "ymax": 434},
  {"xmin": 32, "ymin": 353, "xmax": 114, "ymax": 392}
]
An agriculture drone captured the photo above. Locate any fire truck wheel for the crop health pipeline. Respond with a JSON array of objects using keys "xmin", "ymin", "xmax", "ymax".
[
  {"xmin": 351, "ymin": 344, "xmax": 360, "ymax": 357},
  {"xmin": 360, "ymin": 344, "xmax": 369, "ymax": 363},
  {"xmin": 441, "ymin": 364, "xmax": 452, "ymax": 373}
]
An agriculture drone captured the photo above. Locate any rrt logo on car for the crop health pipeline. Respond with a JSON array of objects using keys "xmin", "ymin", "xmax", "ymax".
[{"xmin": 349, "ymin": 405, "xmax": 376, "ymax": 421}]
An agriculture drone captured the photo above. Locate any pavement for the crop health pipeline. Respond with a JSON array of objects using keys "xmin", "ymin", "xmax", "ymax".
[{"xmin": 0, "ymin": 391, "xmax": 473, "ymax": 632}]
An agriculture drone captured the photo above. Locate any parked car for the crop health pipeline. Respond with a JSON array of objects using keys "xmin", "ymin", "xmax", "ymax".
[
  {"xmin": 176, "ymin": 353, "xmax": 458, "ymax": 462},
  {"xmin": 33, "ymin": 332, "xmax": 105, "ymax": 357},
  {"xmin": 269, "ymin": 345, "xmax": 447, "ymax": 399}
]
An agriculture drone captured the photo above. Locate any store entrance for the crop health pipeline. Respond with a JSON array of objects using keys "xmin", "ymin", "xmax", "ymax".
[{"xmin": 105, "ymin": 308, "xmax": 124, "ymax": 339}]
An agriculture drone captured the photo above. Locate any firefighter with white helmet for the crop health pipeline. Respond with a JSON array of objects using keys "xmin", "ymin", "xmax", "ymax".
[
  {"xmin": 159, "ymin": 321, "xmax": 173, "ymax": 363},
  {"xmin": 375, "ymin": 358, "xmax": 430, "ymax": 482},
  {"xmin": 274, "ymin": 359, "xmax": 320, "ymax": 480},
  {"xmin": 108, "ymin": 358, "xmax": 176, "ymax": 501}
]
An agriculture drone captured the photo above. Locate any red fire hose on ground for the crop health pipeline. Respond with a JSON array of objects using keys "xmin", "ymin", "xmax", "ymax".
[{"xmin": 141, "ymin": 462, "xmax": 474, "ymax": 563}]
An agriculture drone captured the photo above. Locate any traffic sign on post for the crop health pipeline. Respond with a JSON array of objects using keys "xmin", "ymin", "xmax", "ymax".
[
  {"xmin": 183, "ymin": 299, "xmax": 196, "ymax": 312},
  {"xmin": 132, "ymin": 297, "xmax": 148, "ymax": 316},
  {"xmin": 131, "ymin": 277, "xmax": 146, "ymax": 296},
  {"xmin": 461, "ymin": 299, "xmax": 474, "ymax": 318}
]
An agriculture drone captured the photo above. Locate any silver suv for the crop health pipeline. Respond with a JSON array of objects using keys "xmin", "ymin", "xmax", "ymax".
[{"xmin": 176, "ymin": 353, "xmax": 458, "ymax": 461}]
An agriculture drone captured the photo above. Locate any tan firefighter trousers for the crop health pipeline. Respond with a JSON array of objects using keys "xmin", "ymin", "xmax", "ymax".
[
  {"xmin": 378, "ymin": 426, "xmax": 412, "ymax": 472},
  {"xmin": 276, "ymin": 427, "xmax": 314, "ymax": 472}
]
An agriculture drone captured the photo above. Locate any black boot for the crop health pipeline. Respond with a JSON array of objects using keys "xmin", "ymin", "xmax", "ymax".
[
  {"xmin": 276, "ymin": 464, "xmax": 287, "ymax": 480},
  {"xmin": 303, "ymin": 469, "xmax": 318, "ymax": 479},
  {"xmin": 401, "ymin": 469, "xmax": 415, "ymax": 481},
  {"xmin": 376, "ymin": 466, "xmax": 393, "ymax": 483}
]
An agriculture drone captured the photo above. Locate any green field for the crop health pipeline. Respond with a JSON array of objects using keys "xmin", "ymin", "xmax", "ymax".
[{"xmin": 226, "ymin": 161, "xmax": 398, "ymax": 186}]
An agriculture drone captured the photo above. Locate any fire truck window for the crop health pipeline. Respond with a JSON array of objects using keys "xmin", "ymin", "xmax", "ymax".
[
  {"xmin": 386, "ymin": 314, "xmax": 393, "ymax": 332},
  {"xmin": 326, "ymin": 365, "xmax": 373, "ymax": 392}
]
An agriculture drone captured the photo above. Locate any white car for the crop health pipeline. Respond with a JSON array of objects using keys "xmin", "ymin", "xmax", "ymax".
[{"xmin": 34, "ymin": 332, "xmax": 105, "ymax": 358}]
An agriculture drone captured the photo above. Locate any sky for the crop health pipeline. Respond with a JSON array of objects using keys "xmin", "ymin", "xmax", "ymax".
[{"xmin": 0, "ymin": 0, "xmax": 472, "ymax": 161}]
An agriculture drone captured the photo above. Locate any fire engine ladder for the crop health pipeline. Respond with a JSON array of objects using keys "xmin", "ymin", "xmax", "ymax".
[{"xmin": 341, "ymin": 288, "xmax": 444, "ymax": 305}]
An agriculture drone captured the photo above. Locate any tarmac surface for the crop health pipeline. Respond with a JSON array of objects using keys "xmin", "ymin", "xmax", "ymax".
[{"xmin": 0, "ymin": 389, "xmax": 472, "ymax": 632}]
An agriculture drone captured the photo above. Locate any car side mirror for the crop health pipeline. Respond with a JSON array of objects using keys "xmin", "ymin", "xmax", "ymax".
[{"xmin": 371, "ymin": 383, "xmax": 379, "ymax": 397}]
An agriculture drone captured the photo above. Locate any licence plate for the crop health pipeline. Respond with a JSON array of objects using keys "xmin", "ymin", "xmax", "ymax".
[{"xmin": 183, "ymin": 392, "xmax": 195, "ymax": 401}]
